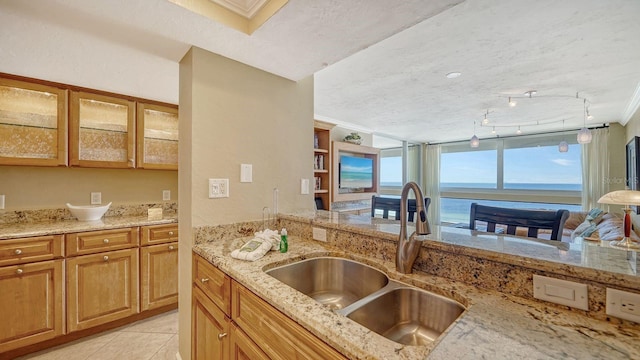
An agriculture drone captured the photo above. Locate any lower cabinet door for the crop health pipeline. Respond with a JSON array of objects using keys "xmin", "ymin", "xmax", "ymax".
[
  {"xmin": 230, "ymin": 323, "xmax": 270, "ymax": 360},
  {"xmin": 0, "ymin": 259, "xmax": 64, "ymax": 353},
  {"xmin": 141, "ymin": 241, "xmax": 178, "ymax": 311},
  {"xmin": 192, "ymin": 285, "xmax": 230, "ymax": 360},
  {"xmin": 66, "ymin": 248, "xmax": 139, "ymax": 332}
]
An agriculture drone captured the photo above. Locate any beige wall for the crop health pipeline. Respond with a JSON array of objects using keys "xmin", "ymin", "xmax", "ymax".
[
  {"xmin": 177, "ymin": 47, "xmax": 314, "ymax": 358},
  {"xmin": 0, "ymin": 166, "xmax": 177, "ymax": 210},
  {"xmin": 625, "ymin": 108, "xmax": 640, "ymax": 143},
  {"xmin": 608, "ymin": 123, "xmax": 627, "ymax": 192}
]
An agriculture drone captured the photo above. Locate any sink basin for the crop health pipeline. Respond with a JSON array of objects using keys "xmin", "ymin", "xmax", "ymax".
[
  {"xmin": 346, "ymin": 287, "xmax": 465, "ymax": 346},
  {"xmin": 266, "ymin": 257, "xmax": 389, "ymax": 310}
]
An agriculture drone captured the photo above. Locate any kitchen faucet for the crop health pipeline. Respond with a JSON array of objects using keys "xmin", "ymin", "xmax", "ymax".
[{"xmin": 396, "ymin": 181, "xmax": 431, "ymax": 273}]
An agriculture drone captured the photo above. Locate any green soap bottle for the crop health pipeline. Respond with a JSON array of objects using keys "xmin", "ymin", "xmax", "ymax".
[{"xmin": 279, "ymin": 228, "xmax": 288, "ymax": 253}]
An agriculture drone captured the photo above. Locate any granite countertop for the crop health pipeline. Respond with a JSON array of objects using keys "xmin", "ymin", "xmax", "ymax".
[
  {"xmin": 0, "ymin": 214, "xmax": 178, "ymax": 240},
  {"xmin": 193, "ymin": 235, "xmax": 640, "ymax": 360}
]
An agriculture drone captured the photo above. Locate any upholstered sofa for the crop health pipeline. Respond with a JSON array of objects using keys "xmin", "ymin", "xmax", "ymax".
[{"xmin": 538, "ymin": 211, "xmax": 640, "ymax": 242}]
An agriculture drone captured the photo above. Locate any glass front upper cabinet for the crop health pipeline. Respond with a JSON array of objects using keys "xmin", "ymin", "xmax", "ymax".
[
  {"xmin": 136, "ymin": 102, "xmax": 178, "ymax": 170},
  {"xmin": 70, "ymin": 91, "xmax": 135, "ymax": 168},
  {"xmin": 0, "ymin": 77, "xmax": 68, "ymax": 166}
]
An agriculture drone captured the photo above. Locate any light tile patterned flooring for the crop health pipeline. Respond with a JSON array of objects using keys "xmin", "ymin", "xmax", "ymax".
[{"xmin": 17, "ymin": 310, "xmax": 178, "ymax": 360}]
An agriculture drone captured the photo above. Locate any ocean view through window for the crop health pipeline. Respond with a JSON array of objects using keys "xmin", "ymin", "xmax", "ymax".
[{"xmin": 439, "ymin": 135, "xmax": 582, "ymax": 224}]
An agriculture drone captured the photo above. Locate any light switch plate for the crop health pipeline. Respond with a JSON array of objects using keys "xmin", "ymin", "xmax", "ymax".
[
  {"xmin": 90, "ymin": 192, "xmax": 102, "ymax": 205},
  {"xmin": 607, "ymin": 288, "xmax": 640, "ymax": 323},
  {"xmin": 0, "ymin": 195, "xmax": 4, "ymax": 210},
  {"xmin": 209, "ymin": 179, "xmax": 229, "ymax": 198},
  {"xmin": 162, "ymin": 190, "xmax": 171, "ymax": 201},
  {"xmin": 301, "ymin": 178, "xmax": 310, "ymax": 194},
  {"xmin": 533, "ymin": 275, "xmax": 588, "ymax": 310},
  {"xmin": 240, "ymin": 164, "xmax": 252, "ymax": 183}
]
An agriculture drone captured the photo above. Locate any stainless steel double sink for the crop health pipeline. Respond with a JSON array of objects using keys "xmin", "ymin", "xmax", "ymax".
[{"xmin": 265, "ymin": 257, "xmax": 465, "ymax": 346}]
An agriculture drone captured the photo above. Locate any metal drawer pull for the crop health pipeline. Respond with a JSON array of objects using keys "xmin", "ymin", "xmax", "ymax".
[
  {"xmin": 218, "ymin": 333, "xmax": 227, "ymax": 340},
  {"xmin": 169, "ymin": 231, "xmax": 174, "ymax": 236},
  {"xmin": 200, "ymin": 278, "xmax": 209, "ymax": 283},
  {"xmin": 103, "ymin": 238, "xmax": 110, "ymax": 244},
  {"xmin": 103, "ymin": 255, "xmax": 109, "ymax": 261},
  {"xmin": 168, "ymin": 245, "xmax": 175, "ymax": 250},
  {"xmin": 14, "ymin": 249, "xmax": 22, "ymax": 255},
  {"xmin": 16, "ymin": 268, "xmax": 23, "ymax": 275}
]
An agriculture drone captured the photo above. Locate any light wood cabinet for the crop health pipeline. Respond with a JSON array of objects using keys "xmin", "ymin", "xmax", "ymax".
[
  {"xmin": 230, "ymin": 323, "xmax": 270, "ymax": 360},
  {"xmin": 66, "ymin": 247, "xmax": 139, "ymax": 332},
  {"xmin": 70, "ymin": 91, "xmax": 135, "ymax": 168},
  {"xmin": 232, "ymin": 281, "xmax": 347, "ymax": 360},
  {"xmin": 0, "ymin": 259, "xmax": 64, "ymax": 353},
  {"xmin": 192, "ymin": 285, "xmax": 230, "ymax": 360},
  {"xmin": 0, "ymin": 234, "xmax": 64, "ymax": 267},
  {"xmin": 141, "ymin": 224, "xmax": 178, "ymax": 246},
  {"xmin": 0, "ymin": 77, "xmax": 68, "ymax": 166},
  {"xmin": 136, "ymin": 102, "xmax": 178, "ymax": 170},
  {"xmin": 314, "ymin": 121, "xmax": 334, "ymax": 210},
  {"xmin": 141, "ymin": 241, "xmax": 178, "ymax": 311},
  {"xmin": 192, "ymin": 252, "xmax": 347, "ymax": 360},
  {"xmin": 66, "ymin": 227, "xmax": 139, "ymax": 257}
]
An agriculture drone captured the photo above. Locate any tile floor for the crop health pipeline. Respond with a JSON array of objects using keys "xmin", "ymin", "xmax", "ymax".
[{"xmin": 17, "ymin": 310, "xmax": 179, "ymax": 360}]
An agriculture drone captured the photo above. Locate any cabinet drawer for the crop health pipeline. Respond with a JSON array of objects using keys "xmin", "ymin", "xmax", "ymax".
[
  {"xmin": 0, "ymin": 235, "xmax": 64, "ymax": 266},
  {"xmin": 141, "ymin": 224, "xmax": 178, "ymax": 245},
  {"xmin": 231, "ymin": 281, "xmax": 346, "ymax": 360},
  {"xmin": 66, "ymin": 227, "xmax": 139, "ymax": 256},
  {"xmin": 193, "ymin": 253, "xmax": 231, "ymax": 316}
]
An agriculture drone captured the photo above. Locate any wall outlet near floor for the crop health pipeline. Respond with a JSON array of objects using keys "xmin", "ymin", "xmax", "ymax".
[
  {"xmin": 209, "ymin": 179, "xmax": 229, "ymax": 198},
  {"xmin": 163, "ymin": 190, "xmax": 171, "ymax": 201},
  {"xmin": 0, "ymin": 194, "xmax": 4, "ymax": 210},
  {"xmin": 312, "ymin": 227, "xmax": 327, "ymax": 242},
  {"xmin": 90, "ymin": 192, "xmax": 102, "ymax": 205},
  {"xmin": 533, "ymin": 275, "xmax": 588, "ymax": 310},
  {"xmin": 607, "ymin": 288, "xmax": 640, "ymax": 324}
]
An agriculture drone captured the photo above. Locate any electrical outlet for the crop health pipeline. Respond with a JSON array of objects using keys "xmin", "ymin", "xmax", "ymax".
[
  {"xmin": 312, "ymin": 227, "xmax": 327, "ymax": 242},
  {"xmin": 0, "ymin": 194, "xmax": 5, "ymax": 210},
  {"xmin": 162, "ymin": 190, "xmax": 171, "ymax": 201},
  {"xmin": 607, "ymin": 288, "xmax": 640, "ymax": 323},
  {"xmin": 209, "ymin": 179, "xmax": 229, "ymax": 198},
  {"xmin": 90, "ymin": 192, "xmax": 102, "ymax": 205}
]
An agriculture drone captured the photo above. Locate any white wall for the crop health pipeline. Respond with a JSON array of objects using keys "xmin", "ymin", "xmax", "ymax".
[{"xmin": 177, "ymin": 47, "xmax": 314, "ymax": 358}]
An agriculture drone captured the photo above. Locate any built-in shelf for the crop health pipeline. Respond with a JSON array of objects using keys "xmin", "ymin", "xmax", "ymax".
[{"xmin": 313, "ymin": 121, "xmax": 334, "ymax": 210}]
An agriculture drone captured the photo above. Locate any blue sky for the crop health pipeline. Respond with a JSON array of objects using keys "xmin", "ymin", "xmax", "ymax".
[{"xmin": 381, "ymin": 144, "xmax": 582, "ymax": 185}]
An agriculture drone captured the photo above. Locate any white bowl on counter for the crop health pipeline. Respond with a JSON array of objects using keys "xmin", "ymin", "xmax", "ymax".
[{"xmin": 66, "ymin": 202, "xmax": 112, "ymax": 221}]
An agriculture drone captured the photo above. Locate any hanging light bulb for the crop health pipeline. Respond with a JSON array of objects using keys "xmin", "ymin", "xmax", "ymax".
[
  {"xmin": 482, "ymin": 111, "xmax": 489, "ymax": 125},
  {"xmin": 516, "ymin": 126, "xmax": 522, "ymax": 135},
  {"xmin": 491, "ymin": 126, "xmax": 496, "ymax": 134},
  {"xmin": 577, "ymin": 99, "xmax": 592, "ymax": 144},
  {"xmin": 558, "ymin": 141, "xmax": 569, "ymax": 152},
  {"xmin": 558, "ymin": 120, "xmax": 569, "ymax": 152},
  {"xmin": 508, "ymin": 97, "xmax": 516, "ymax": 107},
  {"xmin": 470, "ymin": 121, "xmax": 479, "ymax": 148}
]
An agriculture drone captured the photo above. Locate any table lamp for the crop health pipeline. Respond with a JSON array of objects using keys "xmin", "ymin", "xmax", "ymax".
[{"xmin": 597, "ymin": 190, "xmax": 640, "ymax": 249}]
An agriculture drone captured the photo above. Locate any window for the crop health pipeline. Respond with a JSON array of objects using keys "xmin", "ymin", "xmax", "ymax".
[
  {"xmin": 380, "ymin": 150, "xmax": 402, "ymax": 187},
  {"xmin": 439, "ymin": 134, "xmax": 582, "ymax": 224}
]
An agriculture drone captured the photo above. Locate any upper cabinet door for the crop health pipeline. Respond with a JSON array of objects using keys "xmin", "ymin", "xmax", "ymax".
[
  {"xmin": 0, "ymin": 78, "xmax": 68, "ymax": 166},
  {"xmin": 136, "ymin": 102, "xmax": 178, "ymax": 170},
  {"xmin": 70, "ymin": 91, "xmax": 135, "ymax": 168}
]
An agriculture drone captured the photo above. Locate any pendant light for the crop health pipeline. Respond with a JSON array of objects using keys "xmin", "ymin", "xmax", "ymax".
[
  {"xmin": 558, "ymin": 120, "xmax": 568, "ymax": 152},
  {"xmin": 577, "ymin": 98, "xmax": 592, "ymax": 144},
  {"xmin": 470, "ymin": 121, "xmax": 479, "ymax": 148}
]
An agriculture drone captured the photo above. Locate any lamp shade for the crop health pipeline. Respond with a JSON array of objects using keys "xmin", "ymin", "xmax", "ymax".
[
  {"xmin": 598, "ymin": 190, "xmax": 640, "ymax": 205},
  {"xmin": 470, "ymin": 135, "xmax": 479, "ymax": 148},
  {"xmin": 577, "ymin": 127, "xmax": 592, "ymax": 144}
]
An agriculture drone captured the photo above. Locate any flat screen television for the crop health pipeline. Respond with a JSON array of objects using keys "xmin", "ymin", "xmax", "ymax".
[{"xmin": 339, "ymin": 155, "xmax": 373, "ymax": 189}]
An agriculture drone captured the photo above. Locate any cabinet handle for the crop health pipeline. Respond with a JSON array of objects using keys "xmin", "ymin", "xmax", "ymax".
[
  {"xmin": 168, "ymin": 245, "xmax": 175, "ymax": 250},
  {"xmin": 103, "ymin": 238, "xmax": 110, "ymax": 244},
  {"xmin": 103, "ymin": 255, "xmax": 109, "ymax": 261},
  {"xmin": 14, "ymin": 249, "xmax": 22, "ymax": 255},
  {"xmin": 218, "ymin": 333, "xmax": 228, "ymax": 340},
  {"xmin": 200, "ymin": 278, "xmax": 209, "ymax": 283},
  {"xmin": 16, "ymin": 268, "xmax": 23, "ymax": 275},
  {"xmin": 168, "ymin": 231, "xmax": 174, "ymax": 236}
]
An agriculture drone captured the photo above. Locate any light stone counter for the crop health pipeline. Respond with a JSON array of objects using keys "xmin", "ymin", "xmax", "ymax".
[
  {"xmin": 194, "ymin": 234, "xmax": 640, "ymax": 360},
  {"xmin": 0, "ymin": 214, "xmax": 178, "ymax": 240}
]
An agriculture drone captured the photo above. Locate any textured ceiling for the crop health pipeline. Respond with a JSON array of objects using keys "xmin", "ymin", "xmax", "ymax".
[{"xmin": 1, "ymin": 0, "xmax": 639, "ymax": 144}]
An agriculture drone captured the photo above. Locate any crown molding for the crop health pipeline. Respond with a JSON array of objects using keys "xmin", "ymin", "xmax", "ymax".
[{"xmin": 621, "ymin": 81, "xmax": 640, "ymax": 125}]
